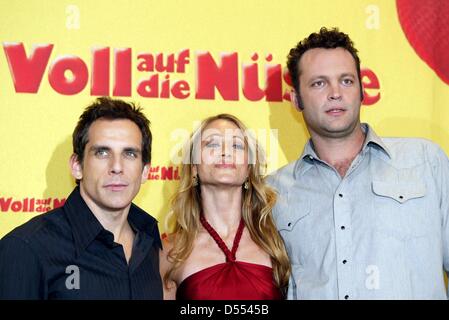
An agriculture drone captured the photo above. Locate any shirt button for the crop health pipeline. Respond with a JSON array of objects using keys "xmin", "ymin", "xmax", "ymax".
[
  {"xmin": 339, "ymin": 193, "xmax": 343, "ymax": 198},
  {"xmin": 344, "ymin": 295, "xmax": 349, "ymax": 300},
  {"xmin": 341, "ymin": 226, "xmax": 345, "ymax": 230},
  {"xmin": 342, "ymin": 259, "xmax": 347, "ymax": 264}
]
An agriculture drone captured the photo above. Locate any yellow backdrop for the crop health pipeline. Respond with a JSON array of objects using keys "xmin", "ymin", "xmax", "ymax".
[{"xmin": 1, "ymin": 0, "xmax": 449, "ymax": 238}]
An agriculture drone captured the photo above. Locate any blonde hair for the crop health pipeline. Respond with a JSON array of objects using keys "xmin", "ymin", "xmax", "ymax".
[{"xmin": 164, "ymin": 114, "xmax": 291, "ymax": 294}]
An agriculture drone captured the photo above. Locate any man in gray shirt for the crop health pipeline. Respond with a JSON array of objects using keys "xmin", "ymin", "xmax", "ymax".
[{"xmin": 268, "ymin": 27, "xmax": 449, "ymax": 299}]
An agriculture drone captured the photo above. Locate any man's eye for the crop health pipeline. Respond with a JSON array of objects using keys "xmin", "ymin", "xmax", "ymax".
[
  {"xmin": 342, "ymin": 78, "xmax": 354, "ymax": 85},
  {"xmin": 95, "ymin": 150, "xmax": 108, "ymax": 157},
  {"xmin": 125, "ymin": 151, "xmax": 137, "ymax": 158},
  {"xmin": 311, "ymin": 80, "xmax": 324, "ymax": 87}
]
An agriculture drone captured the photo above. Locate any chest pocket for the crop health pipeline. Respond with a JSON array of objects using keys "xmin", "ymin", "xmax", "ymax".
[
  {"xmin": 371, "ymin": 180, "xmax": 429, "ymax": 240},
  {"xmin": 277, "ymin": 204, "xmax": 311, "ymax": 232},
  {"xmin": 372, "ymin": 181, "xmax": 425, "ymax": 204},
  {"xmin": 275, "ymin": 197, "xmax": 312, "ymax": 265}
]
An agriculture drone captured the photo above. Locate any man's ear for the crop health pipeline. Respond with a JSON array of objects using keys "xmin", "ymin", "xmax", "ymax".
[
  {"xmin": 141, "ymin": 163, "xmax": 150, "ymax": 184},
  {"xmin": 359, "ymin": 80, "xmax": 365, "ymax": 103},
  {"xmin": 290, "ymin": 90, "xmax": 304, "ymax": 111},
  {"xmin": 69, "ymin": 154, "xmax": 83, "ymax": 180}
]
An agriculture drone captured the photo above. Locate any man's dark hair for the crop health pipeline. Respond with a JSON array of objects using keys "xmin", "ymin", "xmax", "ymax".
[
  {"xmin": 72, "ymin": 97, "xmax": 152, "ymax": 166},
  {"xmin": 287, "ymin": 27, "xmax": 363, "ymax": 100}
]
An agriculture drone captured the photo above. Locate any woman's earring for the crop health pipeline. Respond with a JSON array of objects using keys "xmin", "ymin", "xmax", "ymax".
[
  {"xmin": 243, "ymin": 180, "xmax": 249, "ymax": 190},
  {"xmin": 192, "ymin": 175, "xmax": 199, "ymax": 187}
]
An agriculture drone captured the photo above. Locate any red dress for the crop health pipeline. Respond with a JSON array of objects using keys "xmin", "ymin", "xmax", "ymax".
[{"xmin": 176, "ymin": 215, "xmax": 282, "ymax": 300}]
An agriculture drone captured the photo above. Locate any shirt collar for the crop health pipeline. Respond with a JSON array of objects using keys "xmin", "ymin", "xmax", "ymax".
[
  {"xmin": 360, "ymin": 123, "xmax": 391, "ymax": 158},
  {"xmin": 63, "ymin": 187, "xmax": 161, "ymax": 257},
  {"xmin": 293, "ymin": 123, "xmax": 391, "ymax": 179},
  {"xmin": 128, "ymin": 202, "xmax": 162, "ymax": 250}
]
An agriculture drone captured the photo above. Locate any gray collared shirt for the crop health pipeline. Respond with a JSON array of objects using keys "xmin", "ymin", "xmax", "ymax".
[{"xmin": 267, "ymin": 124, "xmax": 449, "ymax": 299}]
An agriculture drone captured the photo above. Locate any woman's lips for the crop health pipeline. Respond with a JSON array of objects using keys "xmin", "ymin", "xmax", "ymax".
[{"xmin": 214, "ymin": 164, "xmax": 236, "ymax": 169}]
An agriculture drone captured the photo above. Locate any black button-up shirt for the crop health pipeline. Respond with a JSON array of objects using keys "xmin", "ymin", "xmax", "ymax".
[{"xmin": 0, "ymin": 187, "xmax": 163, "ymax": 299}]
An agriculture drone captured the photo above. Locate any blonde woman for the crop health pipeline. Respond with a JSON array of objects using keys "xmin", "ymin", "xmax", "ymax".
[{"xmin": 160, "ymin": 114, "xmax": 290, "ymax": 300}]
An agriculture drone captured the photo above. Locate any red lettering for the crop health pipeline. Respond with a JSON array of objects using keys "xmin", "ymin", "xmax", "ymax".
[
  {"xmin": 242, "ymin": 54, "xmax": 283, "ymax": 102},
  {"xmin": 282, "ymin": 68, "xmax": 293, "ymax": 101},
  {"xmin": 113, "ymin": 48, "xmax": 132, "ymax": 96},
  {"xmin": 171, "ymin": 80, "xmax": 190, "ymax": 99},
  {"xmin": 160, "ymin": 75, "xmax": 170, "ymax": 98},
  {"xmin": 11, "ymin": 200, "xmax": 22, "ymax": 212},
  {"xmin": 147, "ymin": 166, "xmax": 160, "ymax": 180},
  {"xmin": 137, "ymin": 50, "xmax": 190, "ymax": 73},
  {"xmin": 3, "ymin": 43, "xmax": 53, "ymax": 93},
  {"xmin": 3, "ymin": 43, "xmax": 382, "ymax": 106},
  {"xmin": 36, "ymin": 205, "xmax": 49, "ymax": 212},
  {"xmin": 161, "ymin": 166, "xmax": 173, "ymax": 180},
  {"xmin": 195, "ymin": 52, "xmax": 238, "ymax": 100},
  {"xmin": 174, "ymin": 166, "xmax": 180, "ymax": 180},
  {"xmin": 176, "ymin": 49, "xmax": 190, "ymax": 73},
  {"xmin": 91, "ymin": 47, "xmax": 110, "ymax": 96},
  {"xmin": 242, "ymin": 53, "xmax": 264, "ymax": 101},
  {"xmin": 23, "ymin": 197, "xmax": 29, "ymax": 212},
  {"xmin": 265, "ymin": 63, "xmax": 283, "ymax": 102},
  {"xmin": 155, "ymin": 53, "xmax": 175, "ymax": 73},
  {"xmin": 361, "ymin": 68, "xmax": 381, "ymax": 105},
  {"xmin": 150, "ymin": 166, "xmax": 160, "ymax": 173},
  {"xmin": 137, "ymin": 53, "xmax": 154, "ymax": 72},
  {"xmin": 137, "ymin": 74, "xmax": 159, "ymax": 97},
  {"xmin": 53, "ymin": 198, "xmax": 66, "ymax": 208},
  {"xmin": 137, "ymin": 74, "xmax": 190, "ymax": 99},
  {"xmin": 0, "ymin": 197, "xmax": 12, "ymax": 211},
  {"xmin": 48, "ymin": 55, "xmax": 88, "ymax": 95}
]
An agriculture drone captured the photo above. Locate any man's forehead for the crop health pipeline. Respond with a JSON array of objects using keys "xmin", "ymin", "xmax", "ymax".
[
  {"xmin": 88, "ymin": 144, "xmax": 141, "ymax": 150},
  {"xmin": 299, "ymin": 47, "xmax": 357, "ymax": 74},
  {"xmin": 86, "ymin": 119, "xmax": 142, "ymax": 145},
  {"xmin": 89, "ymin": 117, "xmax": 138, "ymax": 128},
  {"xmin": 88, "ymin": 118, "xmax": 140, "ymax": 134}
]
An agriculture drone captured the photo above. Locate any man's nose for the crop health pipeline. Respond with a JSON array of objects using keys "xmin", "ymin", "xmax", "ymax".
[
  {"xmin": 110, "ymin": 155, "xmax": 123, "ymax": 174},
  {"xmin": 328, "ymin": 82, "xmax": 342, "ymax": 101}
]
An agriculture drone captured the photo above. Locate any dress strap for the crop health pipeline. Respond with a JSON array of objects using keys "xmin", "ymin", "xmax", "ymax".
[{"xmin": 200, "ymin": 215, "xmax": 245, "ymax": 262}]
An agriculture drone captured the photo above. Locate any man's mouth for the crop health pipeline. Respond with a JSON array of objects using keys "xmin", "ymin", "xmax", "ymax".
[
  {"xmin": 104, "ymin": 183, "xmax": 128, "ymax": 191},
  {"xmin": 325, "ymin": 107, "xmax": 346, "ymax": 115}
]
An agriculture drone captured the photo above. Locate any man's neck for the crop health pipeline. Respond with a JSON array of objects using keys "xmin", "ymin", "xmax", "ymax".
[
  {"xmin": 95, "ymin": 209, "xmax": 133, "ymax": 243},
  {"xmin": 79, "ymin": 187, "xmax": 133, "ymax": 244},
  {"xmin": 310, "ymin": 125, "xmax": 366, "ymax": 178}
]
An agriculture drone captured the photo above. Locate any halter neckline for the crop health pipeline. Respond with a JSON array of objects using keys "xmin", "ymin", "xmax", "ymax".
[{"xmin": 199, "ymin": 215, "xmax": 245, "ymax": 262}]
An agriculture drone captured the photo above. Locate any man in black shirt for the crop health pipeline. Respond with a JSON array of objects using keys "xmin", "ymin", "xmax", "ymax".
[{"xmin": 0, "ymin": 97, "xmax": 163, "ymax": 299}]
